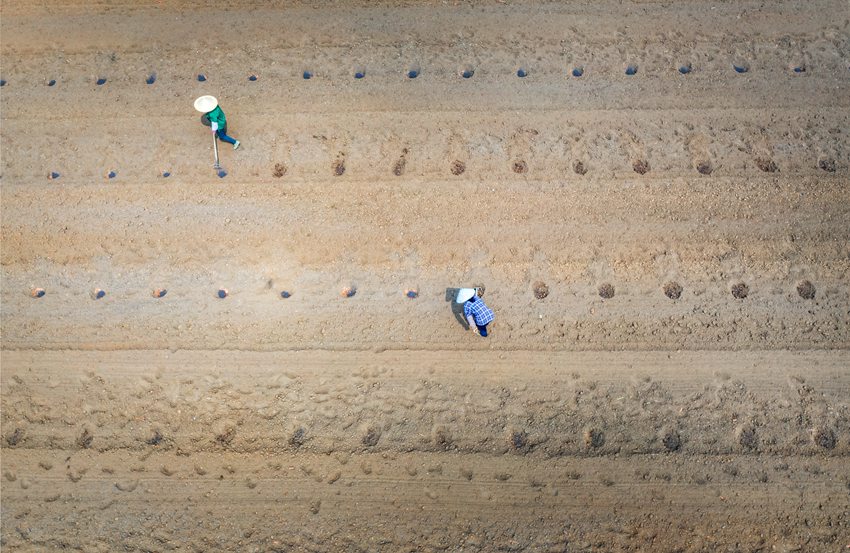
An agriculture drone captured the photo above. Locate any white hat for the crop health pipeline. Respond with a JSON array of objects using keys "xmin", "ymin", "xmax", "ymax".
[
  {"xmin": 456, "ymin": 288, "xmax": 476, "ymax": 303},
  {"xmin": 193, "ymin": 95, "xmax": 218, "ymax": 113}
]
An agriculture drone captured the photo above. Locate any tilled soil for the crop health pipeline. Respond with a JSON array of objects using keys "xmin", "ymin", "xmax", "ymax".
[{"xmin": 1, "ymin": 0, "xmax": 849, "ymax": 551}]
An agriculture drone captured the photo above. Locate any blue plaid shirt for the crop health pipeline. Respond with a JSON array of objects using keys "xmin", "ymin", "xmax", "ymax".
[{"xmin": 464, "ymin": 297, "xmax": 495, "ymax": 326}]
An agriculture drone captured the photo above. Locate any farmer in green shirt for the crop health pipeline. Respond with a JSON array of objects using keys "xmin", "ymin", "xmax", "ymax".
[{"xmin": 194, "ymin": 95, "xmax": 241, "ymax": 150}]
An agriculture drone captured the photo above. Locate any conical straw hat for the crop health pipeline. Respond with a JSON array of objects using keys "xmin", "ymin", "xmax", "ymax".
[{"xmin": 193, "ymin": 95, "xmax": 218, "ymax": 113}]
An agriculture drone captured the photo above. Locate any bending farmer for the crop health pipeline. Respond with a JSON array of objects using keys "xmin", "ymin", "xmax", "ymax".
[
  {"xmin": 194, "ymin": 95, "xmax": 241, "ymax": 150},
  {"xmin": 457, "ymin": 287, "xmax": 495, "ymax": 337}
]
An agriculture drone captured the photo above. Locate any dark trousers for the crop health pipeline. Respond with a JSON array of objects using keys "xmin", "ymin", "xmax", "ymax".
[{"xmin": 477, "ymin": 324, "xmax": 489, "ymax": 337}]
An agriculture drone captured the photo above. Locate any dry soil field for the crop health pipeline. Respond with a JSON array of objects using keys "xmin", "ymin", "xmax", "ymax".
[{"xmin": 1, "ymin": 1, "xmax": 849, "ymax": 551}]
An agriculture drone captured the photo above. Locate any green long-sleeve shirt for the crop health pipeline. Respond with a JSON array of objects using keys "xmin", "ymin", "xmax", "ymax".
[{"xmin": 206, "ymin": 106, "xmax": 227, "ymax": 128}]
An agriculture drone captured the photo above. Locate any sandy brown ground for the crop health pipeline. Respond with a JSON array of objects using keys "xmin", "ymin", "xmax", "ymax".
[{"xmin": 1, "ymin": 0, "xmax": 849, "ymax": 551}]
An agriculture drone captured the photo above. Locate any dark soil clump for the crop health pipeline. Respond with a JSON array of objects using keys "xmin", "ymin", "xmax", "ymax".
[
  {"xmin": 598, "ymin": 283, "xmax": 615, "ymax": 299},
  {"xmin": 272, "ymin": 163, "xmax": 287, "ymax": 178}
]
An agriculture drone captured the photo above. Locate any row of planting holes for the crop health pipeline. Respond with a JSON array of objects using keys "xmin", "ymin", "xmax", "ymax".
[
  {"xmin": 1, "ymin": 63, "xmax": 826, "ymax": 87},
  {"xmin": 26, "ymin": 281, "xmax": 819, "ymax": 301}
]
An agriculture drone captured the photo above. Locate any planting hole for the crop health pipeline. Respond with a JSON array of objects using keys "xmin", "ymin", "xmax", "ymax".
[
  {"xmin": 96, "ymin": 77, "xmax": 107, "ymax": 85},
  {"xmin": 755, "ymin": 157, "xmax": 778, "ymax": 173},
  {"xmin": 517, "ymin": 68, "xmax": 527, "ymax": 78},
  {"xmin": 48, "ymin": 171, "xmax": 60, "ymax": 180},
  {"xmin": 679, "ymin": 64, "xmax": 692, "ymax": 74},
  {"xmin": 107, "ymin": 171, "xmax": 116, "ymax": 179},
  {"xmin": 632, "ymin": 159, "xmax": 650, "ymax": 174},
  {"xmin": 152, "ymin": 289, "xmax": 167, "ymax": 298},
  {"xmin": 625, "ymin": 65, "xmax": 638, "ymax": 75},
  {"xmin": 731, "ymin": 282, "xmax": 749, "ymax": 299},
  {"xmin": 406, "ymin": 289, "xmax": 418, "ymax": 299},
  {"xmin": 818, "ymin": 158, "xmax": 836, "ymax": 172},
  {"xmin": 354, "ymin": 71, "xmax": 365, "ymax": 79},
  {"xmin": 94, "ymin": 289, "xmax": 106, "ymax": 299},
  {"xmin": 393, "ymin": 157, "xmax": 406, "ymax": 176},
  {"xmin": 573, "ymin": 160, "xmax": 587, "ymax": 175},
  {"xmin": 796, "ymin": 280, "xmax": 816, "ymax": 300},
  {"xmin": 303, "ymin": 71, "xmax": 313, "ymax": 79},
  {"xmin": 146, "ymin": 74, "xmax": 156, "ymax": 84},
  {"xmin": 217, "ymin": 169, "xmax": 227, "ymax": 178},
  {"xmin": 584, "ymin": 428, "xmax": 605, "ymax": 448},
  {"xmin": 248, "ymin": 74, "xmax": 257, "ymax": 81},
  {"xmin": 662, "ymin": 429, "xmax": 681, "ymax": 451},
  {"xmin": 47, "ymin": 79, "xmax": 56, "ymax": 86},
  {"xmin": 217, "ymin": 289, "xmax": 228, "ymax": 299},
  {"xmin": 510, "ymin": 429, "xmax": 528, "ymax": 450},
  {"xmin": 450, "ymin": 160, "xmax": 466, "ymax": 175},
  {"xmin": 0, "ymin": 79, "xmax": 6, "ymax": 86},
  {"xmin": 793, "ymin": 65, "xmax": 806, "ymax": 73},
  {"xmin": 462, "ymin": 69, "xmax": 474, "ymax": 78},
  {"xmin": 162, "ymin": 171, "xmax": 171, "ymax": 178},
  {"xmin": 813, "ymin": 427, "xmax": 836, "ymax": 449},
  {"xmin": 512, "ymin": 160, "xmax": 527, "ymax": 174},
  {"xmin": 736, "ymin": 424, "xmax": 758, "ymax": 449},
  {"xmin": 280, "ymin": 290, "xmax": 292, "ymax": 299},
  {"xmin": 733, "ymin": 64, "xmax": 748, "ymax": 73},
  {"xmin": 31, "ymin": 288, "xmax": 45, "ymax": 298},
  {"xmin": 533, "ymin": 281, "xmax": 549, "ymax": 299},
  {"xmin": 197, "ymin": 74, "xmax": 206, "ymax": 81},
  {"xmin": 598, "ymin": 283, "xmax": 615, "ymax": 299},
  {"xmin": 407, "ymin": 69, "xmax": 418, "ymax": 79},
  {"xmin": 664, "ymin": 281, "xmax": 683, "ymax": 300},
  {"xmin": 362, "ymin": 427, "xmax": 381, "ymax": 447},
  {"xmin": 696, "ymin": 161, "xmax": 713, "ymax": 175},
  {"xmin": 341, "ymin": 286, "xmax": 356, "ymax": 298}
]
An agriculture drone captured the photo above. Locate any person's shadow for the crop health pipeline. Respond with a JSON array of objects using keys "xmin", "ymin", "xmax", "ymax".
[{"xmin": 445, "ymin": 288, "xmax": 469, "ymax": 330}]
